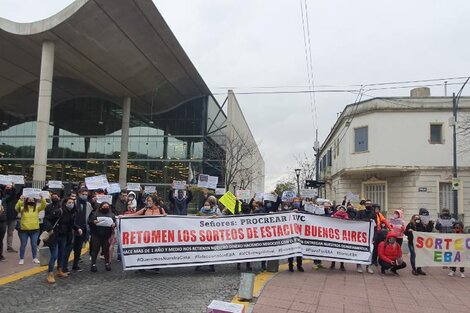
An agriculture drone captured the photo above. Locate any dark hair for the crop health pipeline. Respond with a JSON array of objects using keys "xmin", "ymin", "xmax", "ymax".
[
  {"xmin": 147, "ymin": 194, "xmax": 162, "ymax": 206},
  {"xmin": 99, "ymin": 202, "xmax": 111, "ymax": 210}
]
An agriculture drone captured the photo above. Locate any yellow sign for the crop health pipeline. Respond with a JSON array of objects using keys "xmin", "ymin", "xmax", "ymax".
[{"xmin": 219, "ymin": 191, "xmax": 237, "ymax": 214}]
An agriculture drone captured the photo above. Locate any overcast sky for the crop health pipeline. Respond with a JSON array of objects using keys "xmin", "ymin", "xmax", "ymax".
[{"xmin": 1, "ymin": 0, "xmax": 469, "ymax": 191}]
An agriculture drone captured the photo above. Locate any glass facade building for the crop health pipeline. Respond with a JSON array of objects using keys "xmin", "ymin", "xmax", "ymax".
[{"xmin": 0, "ymin": 95, "xmax": 227, "ymax": 189}]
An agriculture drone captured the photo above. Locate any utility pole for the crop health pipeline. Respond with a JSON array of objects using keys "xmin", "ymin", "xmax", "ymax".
[
  {"xmin": 313, "ymin": 129, "xmax": 320, "ymax": 197},
  {"xmin": 452, "ymin": 93, "xmax": 458, "ymax": 219}
]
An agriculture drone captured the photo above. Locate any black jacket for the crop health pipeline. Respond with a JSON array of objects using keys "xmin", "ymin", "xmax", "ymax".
[
  {"xmin": 44, "ymin": 204, "xmax": 80, "ymax": 245},
  {"xmin": 88, "ymin": 210, "xmax": 116, "ymax": 238},
  {"xmin": 404, "ymin": 221, "xmax": 434, "ymax": 242},
  {"xmin": 1, "ymin": 187, "xmax": 18, "ymax": 221}
]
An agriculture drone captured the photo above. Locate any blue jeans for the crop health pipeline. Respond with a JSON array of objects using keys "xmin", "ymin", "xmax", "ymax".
[
  {"xmin": 19, "ymin": 231, "xmax": 39, "ymax": 260},
  {"xmin": 408, "ymin": 241, "xmax": 422, "ymax": 271},
  {"xmin": 48, "ymin": 235, "xmax": 67, "ymax": 273}
]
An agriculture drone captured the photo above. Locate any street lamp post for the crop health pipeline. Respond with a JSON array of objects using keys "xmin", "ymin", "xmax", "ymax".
[
  {"xmin": 241, "ymin": 179, "xmax": 245, "ymax": 190},
  {"xmin": 295, "ymin": 168, "xmax": 301, "ymax": 197},
  {"xmin": 451, "ymin": 76, "xmax": 470, "ymax": 219},
  {"xmin": 232, "ymin": 181, "xmax": 237, "ymax": 193}
]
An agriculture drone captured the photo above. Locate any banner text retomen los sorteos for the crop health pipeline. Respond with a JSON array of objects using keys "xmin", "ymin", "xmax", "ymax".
[{"xmin": 119, "ymin": 212, "xmax": 374, "ymax": 270}]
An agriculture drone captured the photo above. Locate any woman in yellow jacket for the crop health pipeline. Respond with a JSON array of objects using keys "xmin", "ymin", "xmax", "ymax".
[{"xmin": 15, "ymin": 195, "xmax": 47, "ymax": 265}]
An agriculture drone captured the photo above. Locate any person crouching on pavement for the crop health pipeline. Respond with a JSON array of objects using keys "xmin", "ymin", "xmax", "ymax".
[
  {"xmin": 88, "ymin": 202, "xmax": 116, "ymax": 272},
  {"xmin": 378, "ymin": 232, "xmax": 406, "ymax": 275},
  {"xmin": 449, "ymin": 221, "xmax": 466, "ymax": 278},
  {"xmin": 329, "ymin": 205, "xmax": 348, "ymax": 271}
]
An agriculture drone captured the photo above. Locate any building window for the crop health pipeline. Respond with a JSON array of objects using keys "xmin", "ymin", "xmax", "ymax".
[
  {"xmin": 327, "ymin": 148, "xmax": 332, "ymax": 166},
  {"xmin": 430, "ymin": 124, "xmax": 443, "ymax": 144},
  {"xmin": 439, "ymin": 182, "xmax": 453, "ymax": 211},
  {"xmin": 354, "ymin": 126, "xmax": 368, "ymax": 152},
  {"xmin": 363, "ymin": 182, "xmax": 386, "ymax": 212}
]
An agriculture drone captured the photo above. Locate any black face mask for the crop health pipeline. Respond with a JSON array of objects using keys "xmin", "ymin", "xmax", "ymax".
[
  {"xmin": 101, "ymin": 207, "xmax": 110, "ymax": 214},
  {"xmin": 27, "ymin": 201, "xmax": 35, "ymax": 206},
  {"xmin": 52, "ymin": 198, "xmax": 59, "ymax": 203},
  {"xmin": 365, "ymin": 205, "xmax": 372, "ymax": 210}
]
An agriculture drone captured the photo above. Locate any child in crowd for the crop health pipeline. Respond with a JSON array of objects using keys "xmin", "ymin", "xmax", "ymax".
[
  {"xmin": 449, "ymin": 221, "xmax": 465, "ymax": 278},
  {"xmin": 389, "ymin": 209, "xmax": 405, "ymax": 246}
]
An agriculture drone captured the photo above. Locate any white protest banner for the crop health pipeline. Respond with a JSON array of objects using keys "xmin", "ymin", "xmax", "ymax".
[
  {"xmin": 107, "ymin": 183, "xmax": 121, "ymax": 194},
  {"xmin": 254, "ymin": 192, "xmax": 264, "ymax": 202},
  {"xmin": 0, "ymin": 175, "xmax": 13, "ymax": 185},
  {"xmin": 22, "ymin": 188, "xmax": 41, "ymax": 199},
  {"xmin": 236, "ymin": 190, "xmax": 251, "ymax": 200},
  {"xmin": 197, "ymin": 174, "xmax": 209, "ymax": 188},
  {"xmin": 40, "ymin": 191, "xmax": 50, "ymax": 199},
  {"xmin": 207, "ymin": 176, "xmax": 219, "ymax": 190},
  {"xmin": 48, "ymin": 180, "xmax": 63, "ymax": 189},
  {"xmin": 346, "ymin": 191, "xmax": 360, "ymax": 203},
  {"xmin": 126, "ymin": 183, "xmax": 141, "ymax": 192},
  {"xmin": 264, "ymin": 193, "xmax": 277, "ymax": 202},
  {"xmin": 281, "ymin": 191, "xmax": 296, "ymax": 202},
  {"xmin": 414, "ymin": 232, "xmax": 470, "ymax": 267},
  {"xmin": 144, "ymin": 186, "xmax": 156, "ymax": 194},
  {"xmin": 96, "ymin": 194, "xmax": 113, "ymax": 204},
  {"xmin": 300, "ymin": 189, "xmax": 318, "ymax": 198},
  {"xmin": 85, "ymin": 175, "xmax": 109, "ymax": 190},
  {"xmin": 215, "ymin": 188, "xmax": 226, "ymax": 196},
  {"xmin": 172, "ymin": 181, "xmax": 186, "ymax": 190},
  {"xmin": 10, "ymin": 175, "xmax": 25, "ymax": 185},
  {"xmin": 119, "ymin": 212, "xmax": 374, "ymax": 270}
]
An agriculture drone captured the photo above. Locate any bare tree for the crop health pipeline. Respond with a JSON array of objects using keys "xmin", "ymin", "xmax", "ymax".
[
  {"xmin": 205, "ymin": 131, "xmax": 262, "ymax": 191},
  {"xmin": 288, "ymin": 153, "xmax": 316, "ymax": 188}
]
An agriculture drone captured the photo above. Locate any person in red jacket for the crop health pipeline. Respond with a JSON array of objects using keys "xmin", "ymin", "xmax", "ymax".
[{"xmin": 378, "ymin": 232, "xmax": 407, "ymax": 275}]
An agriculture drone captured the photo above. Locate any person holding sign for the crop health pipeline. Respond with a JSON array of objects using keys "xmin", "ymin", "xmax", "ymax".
[
  {"xmin": 404, "ymin": 213, "xmax": 434, "ymax": 276},
  {"xmin": 448, "ymin": 222, "xmax": 466, "ymax": 278},
  {"xmin": 88, "ymin": 202, "xmax": 116, "ymax": 272},
  {"xmin": 168, "ymin": 185, "xmax": 193, "ymax": 215},
  {"xmin": 127, "ymin": 194, "xmax": 167, "ymax": 216},
  {"xmin": 15, "ymin": 195, "xmax": 47, "ymax": 265}
]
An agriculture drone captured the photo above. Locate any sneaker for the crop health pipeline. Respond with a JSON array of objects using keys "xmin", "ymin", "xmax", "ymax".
[
  {"xmin": 91, "ymin": 264, "xmax": 97, "ymax": 273},
  {"xmin": 461, "ymin": 273, "xmax": 465, "ymax": 278},
  {"xmin": 19, "ymin": 259, "xmax": 24, "ymax": 265},
  {"xmin": 412, "ymin": 270, "xmax": 419, "ymax": 276},
  {"xmin": 32, "ymin": 258, "xmax": 40, "ymax": 264},
  {"xmin": 288, "ymin": 266, "xmax": 294, "ymax": 273},
  {"xmin": 356, "ymin": 265, "xmax": 363, "ymax": 273},
  {"xmin": 417, "ymin": 269, "xmax": 427, "ymax": 276},
  {"xmin": 448, "ymin": 271, "xmax": 455, "ymax": 277},
  {"xmin": 105, "ymin": 263, "xmax": 111, "ymax": 271},
  {"xmin": 366, "ymin": 266, "xmax": 374, "ymax": 274},
  {"xmin": 0, "ymin": 256, "xmax": 6, "ymax": 262},
  {"xmin": 297, "ymin": 266, "xmax": 304, "ymax": 272},
  {"xmin": 7, "ymin": 247, "xmax": 17, "ymax": 253},
  {"xmin": 99, "ymin": 255, "xmax": 105, "ymax": 260},
  {"xmin": 391, "ymin": 269, "xmax": 399, "ymax": 276}
]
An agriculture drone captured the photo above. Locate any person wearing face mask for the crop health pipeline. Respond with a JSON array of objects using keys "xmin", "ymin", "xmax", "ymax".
[
  {"xmin": 58, "ymin": 197, "xmax": 82, "ymax": 276},
  {"xmin": 43, "ymin": 196, "xmax": 81, "ymax": 283},
  {"xmin": 70, "ymin": 188, "xmax": 93, "ymax": 272},
  {"xmin": 15, "ymin": 195, "xmax": 47, "ymax": 265},
  {"xmin": 404, "ymin": 214, "xmax": 433, "ymax": 276},
  {"xmin": 388, "ymin": 209, "xmax": 405, "ymax": 246},
  {"xmin": 378, "ymin": 232, "xmax": 406, "ymax": 275},
  {"xmin": 2, "ymin": 183, "xmax": 19, "ymax": 253},
  {"xmin": 88, "ymin": 202, "xmax": 116, "ymax": 272},
  {"xmin": 168, "ymin": 185, "xmax": 193, "ymax": 215}
]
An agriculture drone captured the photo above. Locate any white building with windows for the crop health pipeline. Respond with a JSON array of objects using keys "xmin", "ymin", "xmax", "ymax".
[{"xmin": 318, "ymin": 88, "xmax": 470, "ymax": 223}]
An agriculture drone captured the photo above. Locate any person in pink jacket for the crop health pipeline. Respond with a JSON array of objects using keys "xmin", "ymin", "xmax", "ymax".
[{"xmin": 388, "ymin": 209, "xmax": 405, "ymax": 246}]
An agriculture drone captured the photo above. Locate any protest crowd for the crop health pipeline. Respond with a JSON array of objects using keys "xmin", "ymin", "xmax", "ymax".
[{"xmin": 0, "ymin": 179, "xmax": 467, "ymax": 284}]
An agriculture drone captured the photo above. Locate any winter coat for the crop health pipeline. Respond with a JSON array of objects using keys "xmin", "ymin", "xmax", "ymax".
[
  {"xmin": 1, "ymin": 188, "xmax": 18, "ymax": 221},
  {"xmin": 378, "ymin": 233, "xmax": 403, "ymax": 264},
  {"xmin": 333, "ymin": 210, "xmax": 349, "ymax": 220},
  {"xmin": 88, "ymin": 210, "xmax": 116, "ymax": 239},
  {"xmin": 404, "ymin": 220, "xmax": 434, "ymax": 243},
  {"xmin": 15, "ymin": 198, "xmax": 47, "ymax": 231},
  {"xmin": 43, "ymin": 204, "xmax": 79, "ymax": 245},
  {"xmin": 389, "ymin": 210, "xmax": 405, "ymax": 239},
  {"xmin": 373, "ymin": 212, "xmax": 391, "ymax": 232},
  {"xmin": 113, "ymin": 198, "xmax": 128, "ymax": 216}
]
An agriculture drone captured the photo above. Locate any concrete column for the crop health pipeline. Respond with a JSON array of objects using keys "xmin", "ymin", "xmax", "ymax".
[
  {"xmin": 119, "ymin": 97, "xmax": 131, "ymax": 187},
  {"xmin": 32, "ymin": 41, "xmax": 55, "ymax": 188}
]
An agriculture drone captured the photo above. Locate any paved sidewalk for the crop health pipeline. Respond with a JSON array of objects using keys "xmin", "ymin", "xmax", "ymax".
[
  {"xmin": 252, "ymin": 259, "xmax": 470, "ymax": 313},
  {"xmin": 1, "ymin": 233, "xmax": 40, "ymax": 278}
]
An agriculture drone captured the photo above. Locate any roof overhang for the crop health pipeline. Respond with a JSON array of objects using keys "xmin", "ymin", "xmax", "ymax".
[{"xmin": 0, "ymin": 0, "xmax": 211, "ymax": 117}]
